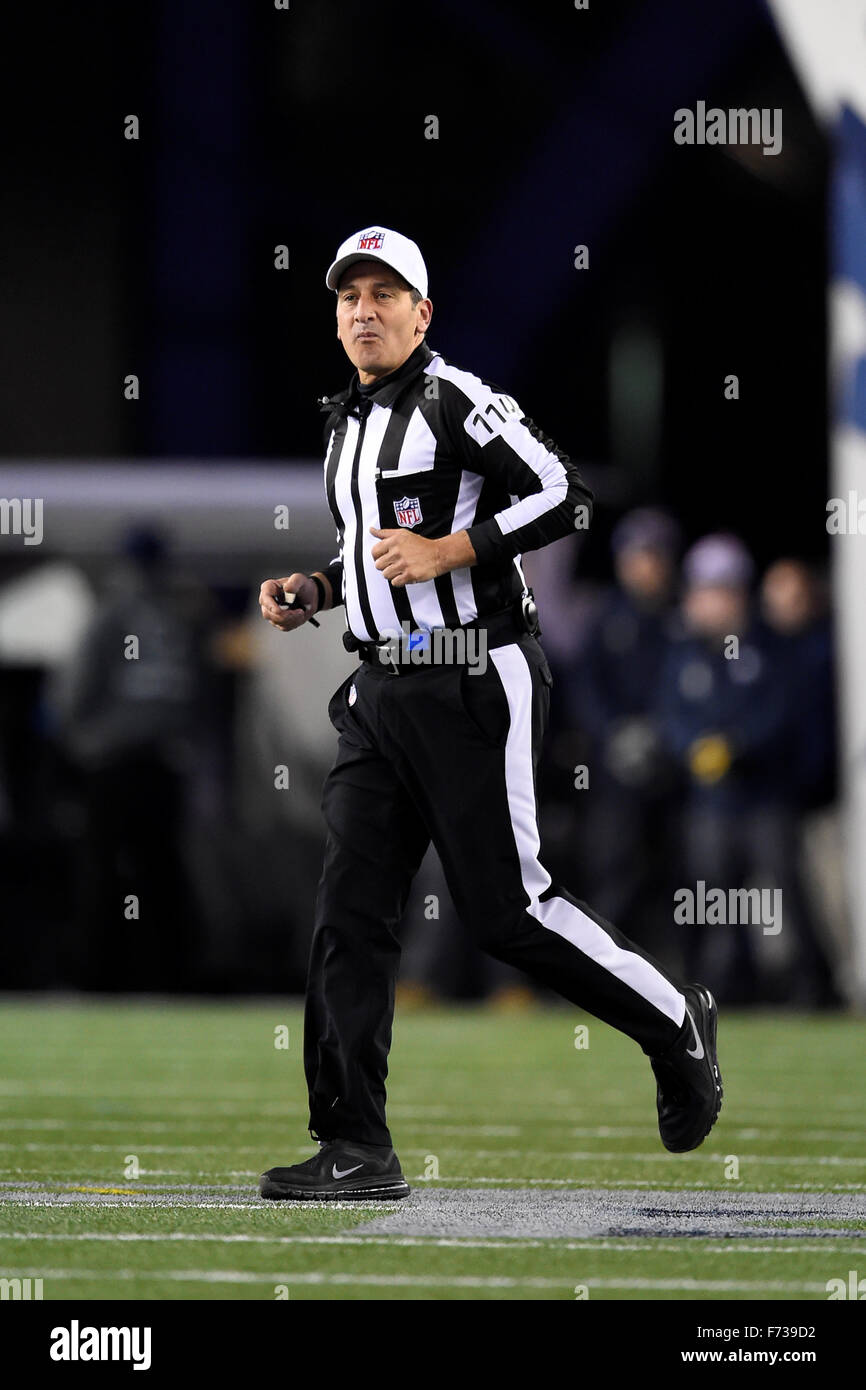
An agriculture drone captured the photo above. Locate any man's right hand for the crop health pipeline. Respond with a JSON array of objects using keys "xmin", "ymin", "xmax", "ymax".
[{"xmin": 259, "ymin": 572, "xmax": 319, "ymax": 631}]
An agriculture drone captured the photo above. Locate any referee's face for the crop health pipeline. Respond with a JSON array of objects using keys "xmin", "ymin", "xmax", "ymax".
[{"xmin": 336, "ymin": 262, "xmax": 432, "ymax": 384}]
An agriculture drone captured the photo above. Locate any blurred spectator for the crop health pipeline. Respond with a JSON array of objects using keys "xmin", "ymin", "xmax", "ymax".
[
  {"xmin": 658, "ymin": 535, "xmax": 838, "ymax": 1005},
  {"xmin": 761, "ymin": 559, "xmax": 836, "ymax": 810},
  {"xmin": 761, "ymin": 558, "xmax": 847, "ymax": 989},
  {"xmin": 563, "ymin": 508, "xmax": 682, "ymax": 957},
  {"xmin": 52, "ymin": 524, "xmax": 212, "ymax": 991}
]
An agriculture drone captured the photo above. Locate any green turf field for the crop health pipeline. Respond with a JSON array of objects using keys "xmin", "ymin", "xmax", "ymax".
[{"xmin": 0, "ymin": 998, "xmax": 864, "ymax": 1300}]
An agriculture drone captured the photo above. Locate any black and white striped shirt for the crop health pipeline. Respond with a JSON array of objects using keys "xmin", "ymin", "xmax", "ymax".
[{"xmin": 316, "ymin": 341, "xmax": 593, "ymax": 643}]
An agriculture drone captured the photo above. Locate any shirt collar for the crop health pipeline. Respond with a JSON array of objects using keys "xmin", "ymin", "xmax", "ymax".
[{"xmin": 320, "ymin": 341, "xmax": 435, "ymax": 417}]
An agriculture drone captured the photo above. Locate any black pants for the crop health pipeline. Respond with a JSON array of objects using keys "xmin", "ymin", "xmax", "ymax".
[{"xmin": 304, "ymin": 632, "xmax": 687, "ymax": 1147}]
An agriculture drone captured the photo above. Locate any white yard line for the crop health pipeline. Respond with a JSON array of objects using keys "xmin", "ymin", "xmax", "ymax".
[
  {"xmin": 0, "ymin": 1078, "xmax": 859, "ymax": 1113},
  {"xmin": 2, "ymin": 1142, "xmax": 864, "ymax": 1168},
  {"xmin": 409, "ymin": 1170, "xmax": 866, "ymax": 1181},
  {"xmin": 1, "ymin": 1232, "xmax": 863, "ymax": 1253},
  {"xmin": 0, "ymin": 1198, "xmax": 386, "ymax": 1210},
  {"xmin": 400, "ymin": 1151, "xmax": 866, "ymax": 1167},
  {"xmin": 1, "ymin": 1119, "xmax": 864, "ymax": 1148},
  {"xmin": 3, "ymin": 1181, "xmax": 866, "ymax": 1203},
  {"xmin": 399, "ymin": 1176, "xmax": 866, "ymax": 1187},
  {"xmin": 0, "ymin": 1144, "xmax": 252, "ymax": 1154},
  {"xmin": 0, "ymin": 1266, "xmax": 831, "ymax": 1292}
]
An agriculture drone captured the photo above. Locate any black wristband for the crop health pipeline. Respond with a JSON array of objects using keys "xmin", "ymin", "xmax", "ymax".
[{"xmin": 310, "ymin": 573, "xmax": 327, "ymax": 614}]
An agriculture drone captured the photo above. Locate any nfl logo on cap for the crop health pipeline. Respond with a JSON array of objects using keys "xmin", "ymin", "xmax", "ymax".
[
  {"xmin": 357, "ymin": 229, "xmax": 385, "ymax": 251},
  {"xmin": 326, "ymin": 226, "xmax": 429, "ymax": 299}
]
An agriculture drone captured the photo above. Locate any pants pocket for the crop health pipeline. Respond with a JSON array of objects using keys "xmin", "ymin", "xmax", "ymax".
[
  {"xmin": 458, "ymin": 662, "xmax": 510, "ymax": 748},
  {"xmin": 524, "ymin": 634, "xmax": 554, "ymax": 687},
  {"xmin": 327, "ymin": 672, "xmax": 354, "ymax": 729}
]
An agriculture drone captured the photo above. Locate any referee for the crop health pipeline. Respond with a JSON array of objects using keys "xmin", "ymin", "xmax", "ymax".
[{"xmin": 257, "ymin": 226, "xmax": 722, "ymax": 1201}]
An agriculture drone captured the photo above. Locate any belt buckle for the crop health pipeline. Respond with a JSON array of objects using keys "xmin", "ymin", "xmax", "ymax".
[
  {"xmin": 374, "ymin": 637, "xmax": 401, "ymax": 676},
  {"xmin": 375, "ymin": 628, "xmax": 431, "ymax": 674}
]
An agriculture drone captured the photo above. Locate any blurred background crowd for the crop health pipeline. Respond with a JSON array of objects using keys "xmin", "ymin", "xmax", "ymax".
[
  {"xmin": 0, "ymin": 509, "xmax": 846, "ymax": 1008},
  {"xmin": 0, "ymin": 0, "xmax": 860, "ymax": 1009}
]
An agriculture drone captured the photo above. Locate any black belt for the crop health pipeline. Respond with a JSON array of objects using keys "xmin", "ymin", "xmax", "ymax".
[{"xmin": 344, "ymin": 608, "xmax": 524, "ymax": 676}]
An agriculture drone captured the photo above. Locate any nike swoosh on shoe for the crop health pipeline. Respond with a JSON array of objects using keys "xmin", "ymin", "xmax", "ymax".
[
  {"xmin": 684, "ymin": 1005, "xmax": 705, "ymax": 1059},
  {"xmin": 332, "ymin": 1162, "xmax": 364, "ymax": 1180}
]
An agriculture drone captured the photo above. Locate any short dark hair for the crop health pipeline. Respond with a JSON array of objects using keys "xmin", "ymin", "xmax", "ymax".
[
  {"xmin": 389, "ymin": 275, "xmax": 425, "ymax": 329},
  {"xmin": 391, "ymin": 271, "xmax": 422, "ymax": 306}
]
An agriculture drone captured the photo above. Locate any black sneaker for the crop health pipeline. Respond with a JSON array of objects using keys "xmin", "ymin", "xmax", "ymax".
[
  {"xmin": 651, "ymin": 984, "xmax": 723, "ymax": 1153},
  {"xmin": 259, "ymin": 1139, "xmax": 410, "ymax": 1201}
]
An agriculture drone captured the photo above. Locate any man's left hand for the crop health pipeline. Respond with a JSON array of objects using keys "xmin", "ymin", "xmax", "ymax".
[{"xmin": 370, "ymin": 527, "xmax": 443, "ymax": 586}]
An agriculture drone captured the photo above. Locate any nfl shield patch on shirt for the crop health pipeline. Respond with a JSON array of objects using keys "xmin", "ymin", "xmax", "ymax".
[{"xmin": 393, "ymin": 495, "xmax": 423, "ymax": 527}]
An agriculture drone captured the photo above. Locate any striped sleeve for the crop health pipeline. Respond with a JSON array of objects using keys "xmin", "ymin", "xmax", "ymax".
[{"xmin": 444, "ymin": 375, "xmax": 593, "ymax": 566}]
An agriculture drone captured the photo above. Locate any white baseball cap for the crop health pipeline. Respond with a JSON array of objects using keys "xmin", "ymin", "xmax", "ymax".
[{"xmin": 326, "ymin": 225, "xmax": 428, "ymax": 298}]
